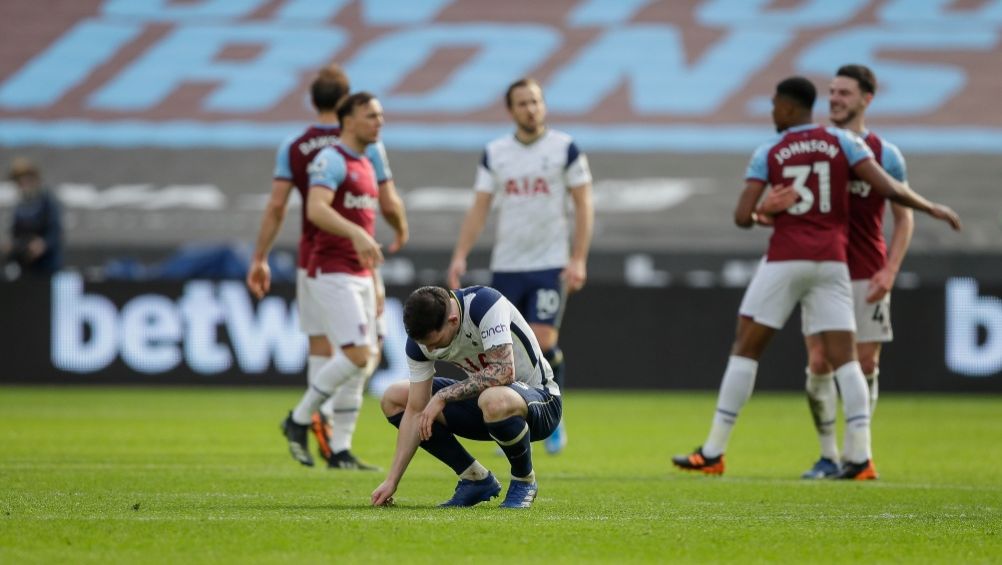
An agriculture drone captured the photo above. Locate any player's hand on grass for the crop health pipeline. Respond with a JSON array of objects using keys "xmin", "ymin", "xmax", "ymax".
[
  {"xmin": 371, "ymin": 480, "xmax": 397, "ymax": 506},
  {"xmin": 928, "ymin": 203, "xmax": 962, "ymax": 231},
  {"xmin": 418, "ymin": 396, "xmax": 446, "ymax": 441},
  {"xmin": 446, "ymin": 258, "xmax": 466, "ymax": 289},
  {"xmin": 246, "ymin": 260, "xmax": 271, "ymax": 299}
]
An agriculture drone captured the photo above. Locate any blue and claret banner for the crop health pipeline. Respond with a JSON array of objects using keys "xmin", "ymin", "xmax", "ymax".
[
  {"xmin": 1, "ymin": 273, "xmax": 999, "ymax": 390},
  {"xmin": 2, "ymin": 0, "xmax": 1002, "ymax": 152}
]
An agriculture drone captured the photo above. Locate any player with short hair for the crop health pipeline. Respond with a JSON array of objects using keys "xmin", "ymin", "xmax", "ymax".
[
  {"xmin": 797, "ymin": 64, "xmax": 914, "ymax": 479},
  {"xmin": 255, "ymin": 85, "xmax": 407, "ymax": 469},
  {"xmin": 447, "ymin": 77, "xmax": 593, "ymax": 455},
  {"xmin": 370, "ymin": 285, "xmax": 562, "ymax": 509},
  {"xmin": 671, "ymin": 76, "xmax": 960, "ymax": 479}
]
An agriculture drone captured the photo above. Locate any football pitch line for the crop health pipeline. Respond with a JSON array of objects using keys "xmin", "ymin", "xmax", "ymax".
[{"xmin": 3, "ymin": 461, "xmax": 1001, "ymax": 493}]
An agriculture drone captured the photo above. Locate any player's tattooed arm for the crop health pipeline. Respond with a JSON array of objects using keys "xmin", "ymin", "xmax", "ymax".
[{"xmin": 434, "ymin": 344, "xmax": 515, "ymax": 402}]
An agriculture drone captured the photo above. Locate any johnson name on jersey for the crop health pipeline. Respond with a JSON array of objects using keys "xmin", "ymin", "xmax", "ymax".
[{"xmin": 405, "ymin": 287, "xmax": 559, "ymax": 396}]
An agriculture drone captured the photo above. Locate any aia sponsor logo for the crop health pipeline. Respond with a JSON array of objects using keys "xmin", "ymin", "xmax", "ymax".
[{"xmin": 505, "ymin": 177, "xmax": 550, "ymax": 196}]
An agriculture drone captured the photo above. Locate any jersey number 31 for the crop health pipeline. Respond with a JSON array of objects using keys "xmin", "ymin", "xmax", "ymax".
[{"xmin": 782, "ymin": 162, "xmax": 831, "ymax": 215}]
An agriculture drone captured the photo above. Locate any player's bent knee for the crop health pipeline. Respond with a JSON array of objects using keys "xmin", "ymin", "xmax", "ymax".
[
  {"xmin": 808, "ymin": 358, "xmax": 832, "ymax": 375},
  {"xmin": 477, "ymin": 387, "xmax": 519, "ymax": 421},
  {"xmin": 341, "ymin": 345, "xmax": 371, "ymax": 368},
  {"xmin": 380, "ymin": 382, "xmax": 408, "ymax": 416},
  {"xmin": 860, "ymin": 359, "xmax": 879, "ymax": 376}
]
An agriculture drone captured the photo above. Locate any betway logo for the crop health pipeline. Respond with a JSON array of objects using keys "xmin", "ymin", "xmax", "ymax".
[
  {"xmin": 946, "ymin": 278, "xmax": 1002, "ymax": 377},
  {"xmin": 343, "ymin": 192, "xmax": 378, "ymax": 210},
  {"xmin": 51, "ymin": 273, "xmax": 306, "ymax": 374}
]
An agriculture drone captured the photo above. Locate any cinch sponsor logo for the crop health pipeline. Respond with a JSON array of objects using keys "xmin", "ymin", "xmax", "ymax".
[
  {"xmin": 481, "ymin": 323, "xmax": 508, "ymax": 339},
  {"xmin": 946, "ymin": 278, "xmax": 1002, "ymax": 377},
  {"xmin": 343, "ymin": 192, "xmax": 378, "ymax": 210},
  {"xmin": 51, "ymin": 272, "xmax": 306, "ymax": 374}
]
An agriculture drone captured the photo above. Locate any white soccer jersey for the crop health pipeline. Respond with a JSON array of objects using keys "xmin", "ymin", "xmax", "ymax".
[
  {"xmin": 474, "ymin": 129, "xmax": 592, "ymax": 272},
  {"xmin": 406, "ymin": 286, "xmax": 559, "ymax": 396}
]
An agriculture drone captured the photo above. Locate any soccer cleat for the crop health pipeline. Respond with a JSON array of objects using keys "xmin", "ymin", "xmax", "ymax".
[
  {"xmin": 327, "ymin": 449, "xmax": 381, "ymax": 471},
  {"xmin": 280, "ymin": 411, "xmax": 314, "ymax": 467},
  {"xmin": 835, "ymin": 459, "xmax": 879, "ymax": 480},
  {"xmin": 439, "ymin": 472, "xmax": 502, "ymax": 507},
  {"xmin": 801, "ymin": 457, "xmax": 841, "ymax": 479},
  {"xmin": 671, "ymin": 446, "xmax": 725, "ymax": 475},
  {"xmin": 310, "ymin": 412, "xmax": 334, "ymax": 463},
  {"xmin": 544, "ymin": 421, "xmax": 567, "ymax": 455},
  {"xmin": 500, "ymin": 480, "xmax": 538, "ymax": 509}
]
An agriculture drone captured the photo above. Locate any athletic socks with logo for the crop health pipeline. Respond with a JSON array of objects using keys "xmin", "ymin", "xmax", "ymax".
[
  {"xmin": 834, "ymin": 361, "xmax": 872, "ymax": 464},
  {"xmin": 703, "ymin": 355, "xmax": 758, "ymax": 458},
  {"xmin": 487, "ymin": 415, "xmax": 533, "ymax": 479},
  {"xmin": 805, "ymin": 369, "xmax": 839, "ymax": 462}
]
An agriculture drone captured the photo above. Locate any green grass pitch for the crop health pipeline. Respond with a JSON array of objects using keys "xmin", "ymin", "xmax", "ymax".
[{"xmin": 1, "ymin": 386, "xmax": 999, "ymax": 563}]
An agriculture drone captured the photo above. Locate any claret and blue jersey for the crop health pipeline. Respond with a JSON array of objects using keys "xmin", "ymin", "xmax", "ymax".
[
  {"xmin": 745, "ymin": 124, "xmax": 874, "ymax": 263},
  {"xmin": 272, "ymin": 124, "xmax": 393, "ymax": 268}
]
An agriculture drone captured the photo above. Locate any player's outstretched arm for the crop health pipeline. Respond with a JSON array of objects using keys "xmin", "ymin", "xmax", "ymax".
[
  {"xmin": 853, "ymin": 160, "xmax": 961, "ymax": 230},
  {"xmin": 247, "ymin": 179, "xmax": 293, "ymax": 299},
  {"xmin": 372, "ymin": 379, "xmax": 433, "ymax": 506},
  {"xmin": 447, "ymin": 192, "xmax": 493, "ymax": 288}
]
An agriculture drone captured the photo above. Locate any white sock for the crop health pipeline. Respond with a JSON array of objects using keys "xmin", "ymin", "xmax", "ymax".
[
  {"xmin": 866, "ymin": 369, "xmax": 879, "ymax": 417},
  {"xmin": 292, "ymin": 385, "xmax": 331, "ymax": 425},
  {"xmin": 294, "ymin": 354, "xmax": 364, "ymax": 423},
  {"xmin": 319, "ymin": 396, "xmax": 334, "ymax": 423},
  {"xmin": 330, "ymin": 372, "xmax": 367, "ymax": 453},
  {"xmin": 835, "ymin": 361, "xmax": 871, "ymax": 464},
  {"xmin": 290, "ymin": 355, "xmax": 334, "ymax": 424},
  {"xmin": 459, "ymin": 461, "xmax": 490, "ymax": 481},
  {"xmin": 512, "ymin": 471, "xmax": 536, "ymax": 483},
  {"xmin": 805, "ymin": 370, "xmax": 839, "ymax": 461},
  {"xmin": 703, "ymin": 355, "xmax": 758, "ymax": 458},
  {"xmin": 307, "ymin": 355, "xmax": 328, "ymax": 386}
]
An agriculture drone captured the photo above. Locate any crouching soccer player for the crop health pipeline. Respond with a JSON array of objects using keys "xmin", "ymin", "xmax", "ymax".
[{"xmin": 371, "ymin": 286, "xmax": 562, "ymax": 509}]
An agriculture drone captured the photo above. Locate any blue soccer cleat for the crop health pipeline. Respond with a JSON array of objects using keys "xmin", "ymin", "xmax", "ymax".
[
  {"xmin": 500, "ymin": 480, "xmax": 538, "ymax": 509},
  {"xmin": 439, "ymin": 472, "xmax": 502, "ymax": 507},
  {"xmin": 544, "ymin": 421, "xmax": 567, "ymax": 455},
  {"xmin": 801, "ymin": 457, "xmax": 841, "ymax": 479}
]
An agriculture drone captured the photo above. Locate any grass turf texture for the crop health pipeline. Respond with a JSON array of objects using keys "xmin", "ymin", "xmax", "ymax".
[{"xmin": 1, "ymin": 386, "xmax": 999, "ymax": 564}]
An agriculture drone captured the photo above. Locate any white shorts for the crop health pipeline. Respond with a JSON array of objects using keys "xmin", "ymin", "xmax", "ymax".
[
  {"xmin": 739, "ymin": 259, "xmax": 855, "ymax": 335},
  {"xmin": 306, "ymin": 271, "xmax": 378, "ymax": 351},
  {"xmin": 851, "ymin": 280, "xmax": 893, "ymax": 343},
  {"xmin": 296, "ymin": 268, "xmax": 325, "ymax": 336}
]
